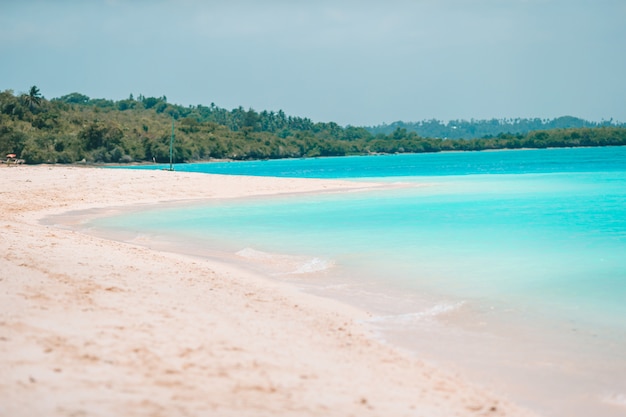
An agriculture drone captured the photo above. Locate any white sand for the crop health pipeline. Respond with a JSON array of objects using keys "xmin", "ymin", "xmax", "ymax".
[{"xmin": 0, "ymin": 165, "xmax": 540, "ymax": 417}]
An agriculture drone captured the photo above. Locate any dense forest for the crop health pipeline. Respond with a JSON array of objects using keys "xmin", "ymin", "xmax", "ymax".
[{"xmin": 2, "ymin": 86, "xmax": 626, "ymax": 165}]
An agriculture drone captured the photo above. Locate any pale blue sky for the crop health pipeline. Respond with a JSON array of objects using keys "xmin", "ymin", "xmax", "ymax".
[{"xmin": 1, "ymin": 0, "xmax": 625, "ymax": 126}]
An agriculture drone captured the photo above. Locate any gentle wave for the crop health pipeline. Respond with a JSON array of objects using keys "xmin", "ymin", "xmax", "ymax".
[
  {"xmin": 236, "ymin": 247, "xmax": 334, "ymax": 275},
  {"xmin": 236, "ymin": 247, "xmax": 277, "ymax": 260},
  {"xmin": 365, "ymin": 301, "xmax": 465, "ymax": 324},
  {"xmin": 291, "ymin": 257, "xmax": 333, "ymax": 274}
]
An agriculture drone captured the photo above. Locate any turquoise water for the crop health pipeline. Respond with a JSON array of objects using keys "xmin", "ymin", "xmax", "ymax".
[
  {"xmin": 125, "ymin": 146, "xmax": 626, "ymax": 178},
  {"xmin": 112, "ymin": 148, "xmax": 626, "ymax": 326},
  {"xmin": 101, "ymin": 147, "xmax": 626, "ymax": 416}
]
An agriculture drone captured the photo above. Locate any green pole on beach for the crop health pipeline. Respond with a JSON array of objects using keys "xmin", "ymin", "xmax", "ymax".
[{"xmin": 169, "ymin": 118, "xmax": 175, "ymax": 171}]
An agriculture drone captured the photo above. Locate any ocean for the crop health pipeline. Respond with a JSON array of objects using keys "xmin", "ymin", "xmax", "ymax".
[{"xmin": 100, "ymin": 147, "xmax": 626, "ymax": 416}]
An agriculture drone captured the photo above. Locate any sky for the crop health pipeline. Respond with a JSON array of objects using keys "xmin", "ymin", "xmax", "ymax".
[{"xmin": 1, "ymin": 0, "xmax": 625, "ymax": 126}]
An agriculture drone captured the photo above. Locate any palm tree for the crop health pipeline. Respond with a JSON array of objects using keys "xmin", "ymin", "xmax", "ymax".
[{"xmin": 23, "ymin": 85, "xmax": 42, "ymax": 110}]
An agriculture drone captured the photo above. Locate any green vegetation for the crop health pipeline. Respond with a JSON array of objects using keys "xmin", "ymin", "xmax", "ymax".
[
  {"xmin": 368, "ymin": 117, "xmax": 625, "ymax": 139},
  {"xmin": 2, "ymin": 86, "xmax": 626, "ymax": 164}
]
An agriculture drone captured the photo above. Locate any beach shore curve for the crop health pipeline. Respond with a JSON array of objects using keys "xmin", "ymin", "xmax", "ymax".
[{"xmin": 0, "ymin": 165, "xmax": 539, "ymax": 417}]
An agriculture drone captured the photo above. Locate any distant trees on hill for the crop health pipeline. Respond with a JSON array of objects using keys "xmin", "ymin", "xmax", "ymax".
[
  {"xmin": 367, "ymin": 117, "xmax": 625, "ymax": 139},
  {"xmin": 1, "ymin": 87, "xmax": 626, "ymax": 164}
]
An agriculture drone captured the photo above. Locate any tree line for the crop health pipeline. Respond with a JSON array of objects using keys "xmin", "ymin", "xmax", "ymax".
[
  {"xmin": 1, "ymin": 86, "xmax": 626, "ymax": 165},
  {"xmin": 368, "ymin": 117, "xmax": 625, "ymax": 139}
]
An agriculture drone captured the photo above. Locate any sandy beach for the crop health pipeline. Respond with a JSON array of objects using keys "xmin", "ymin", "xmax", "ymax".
[{"xmin": 0, "ymin": 165, "xmax": 539, "ymax": 417}]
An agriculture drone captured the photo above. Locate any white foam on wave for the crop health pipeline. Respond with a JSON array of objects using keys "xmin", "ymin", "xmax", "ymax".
[
  {"xmin": 291, "ymin": 257, "xmax": 333, "ymax": 274},
  {"xmin": 236, "ymin": 247, "xmax": 334, "ymax": 275},
  {"xmin": 236, "ymin": 247, "xmax": 275, "ymax": 260},
  {"xmin": 366, "ymin": 301, "xmax": 465, "ymax": 324}
]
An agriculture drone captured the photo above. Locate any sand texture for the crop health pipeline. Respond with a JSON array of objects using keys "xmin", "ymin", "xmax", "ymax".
[{"xmin": 0, "ymin": 165, "xmax": 539, "ymax": 417}]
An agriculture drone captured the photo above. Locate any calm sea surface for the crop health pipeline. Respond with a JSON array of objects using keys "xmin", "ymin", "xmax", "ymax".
[{"xmin": 100, "ymin": 147, "xmax": 626, "ymax": 416}]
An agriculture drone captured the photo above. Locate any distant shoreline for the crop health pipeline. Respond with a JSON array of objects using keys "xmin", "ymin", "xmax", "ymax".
[{"xmin": 6, "ymin": 143, "xmax": 618, "ymax": 169}]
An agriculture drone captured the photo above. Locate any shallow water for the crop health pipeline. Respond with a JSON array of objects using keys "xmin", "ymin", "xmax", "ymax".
[{"xmin": 99, "ymin": 147, "xmax": 626, "ymax": 416}]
